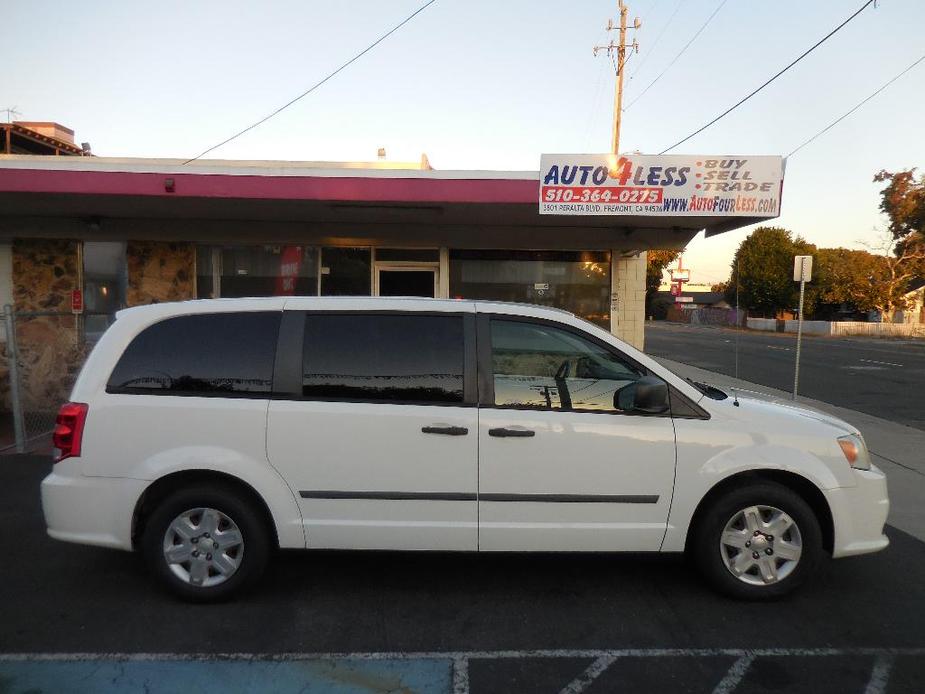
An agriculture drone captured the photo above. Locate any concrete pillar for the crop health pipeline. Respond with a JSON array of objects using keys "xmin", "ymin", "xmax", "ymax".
[
  {"xmin": 610, "ymin": 250, "xmax": 647, "ymax": 351},
  {"xmin": 438, "ymin": 247, "xmax": 450, "ymax": 298}
]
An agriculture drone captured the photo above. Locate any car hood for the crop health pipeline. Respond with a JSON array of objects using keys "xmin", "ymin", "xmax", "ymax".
[{"xmin": 714, "ymin": 388, "xmax": 859, "ymax": 436}]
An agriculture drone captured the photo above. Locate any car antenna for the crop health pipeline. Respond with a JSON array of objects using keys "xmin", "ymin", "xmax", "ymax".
[{"xmin": 733, "ymin": 265, "xmax": 741, "ymax": 407}]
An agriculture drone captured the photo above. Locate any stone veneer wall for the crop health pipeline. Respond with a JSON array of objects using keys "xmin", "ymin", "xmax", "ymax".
[
  {"xmin": 127, "ymin": 241, "xmax": 196, "ymax": 305},
  {"xmin": 10, "ymin": 239, "xmax": 84, "ymax": 414}
]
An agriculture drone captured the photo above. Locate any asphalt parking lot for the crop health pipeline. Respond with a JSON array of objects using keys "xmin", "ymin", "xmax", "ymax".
[{"xmin": 2, "ymin": 455, "xmax": 924, "ymax": 692}]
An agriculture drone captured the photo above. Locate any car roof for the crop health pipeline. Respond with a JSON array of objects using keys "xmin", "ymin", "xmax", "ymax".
[{"xmin": 116, "ymin": 296, "xmax": 579, "ymax": 320}]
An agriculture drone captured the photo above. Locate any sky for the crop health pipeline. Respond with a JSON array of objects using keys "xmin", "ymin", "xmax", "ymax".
[{"xmin": 3, "ymin": 0, "xmax": 924, "ymax": 285}]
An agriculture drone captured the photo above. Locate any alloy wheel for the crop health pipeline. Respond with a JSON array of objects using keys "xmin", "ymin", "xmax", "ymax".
[
  {"xmin": 719, "ymin": 505, "xmax": 802, "ymax": 586},
  {"xmin": 162, "ymin": 507, "xmax": 244, "ymax": 588}
]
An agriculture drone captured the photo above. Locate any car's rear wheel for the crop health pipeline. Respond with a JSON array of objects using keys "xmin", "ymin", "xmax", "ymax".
[
  {"xmin": 691, "ymin": 481, "xmax": 824, "ymax": 599},
  {"xmin": 142, "ymin": 485, "xmax": 270, "ymax": 602}
]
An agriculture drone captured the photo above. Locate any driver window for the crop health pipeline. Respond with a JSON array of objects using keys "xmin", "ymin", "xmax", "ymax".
[{"xmin": 489, "ymin": 319, "xmax": 643, "ymax": 412}]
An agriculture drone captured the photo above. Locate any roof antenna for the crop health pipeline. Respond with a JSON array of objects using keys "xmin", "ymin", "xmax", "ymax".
[
  {"xmin": 2, "ymin": 106, "xmax": 22, "ymax": 123},
  {"xmin": 733, "ymin": 255, "xmax": 741, "ymax": 406}
]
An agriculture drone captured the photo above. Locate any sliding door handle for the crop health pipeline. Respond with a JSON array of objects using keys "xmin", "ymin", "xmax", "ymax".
[
  {"xmin": 488, "ymin": 427, "xmax": 536, "ymax": 438},
  {"xmin": 421, "ymin": 425, "xmax": 469, "ymax": 436}
]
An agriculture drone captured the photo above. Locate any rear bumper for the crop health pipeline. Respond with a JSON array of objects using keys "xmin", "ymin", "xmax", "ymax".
[
  {"xmin": 827, "ymin": 464, "xmax": 890, "ymax": 558},
  {"xmin": 41, "ymin": 465, "xmax": 147, "ymax": 551}
]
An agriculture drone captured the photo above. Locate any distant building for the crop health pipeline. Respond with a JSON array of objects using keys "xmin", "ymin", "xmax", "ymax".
[
  {"xmin": 650, "ymin": 288, "xmax": 730, "ymax": 319},
  {"xmin": 657, "ymin": 281, "xmax": 715, "ymax": 293},
  {"xmin": 890, "ymin": 278, "xmax": 925, "ymax": 324},
  {"xmin": 1, "ymin": 121, "xmax": 89, "ymax": 156}
]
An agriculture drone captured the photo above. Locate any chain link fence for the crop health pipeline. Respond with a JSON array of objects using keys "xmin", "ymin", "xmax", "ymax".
[{"xmin": 1, "ymin": 306, "xmax": 90, "ymax": 454}]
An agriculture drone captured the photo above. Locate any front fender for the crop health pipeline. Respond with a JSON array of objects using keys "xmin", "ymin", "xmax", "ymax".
[{"xmin": 662, "ymin": 418, "xmax": 849, "ymax": 552}]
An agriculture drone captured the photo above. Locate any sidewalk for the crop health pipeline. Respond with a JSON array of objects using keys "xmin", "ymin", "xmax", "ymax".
[{"xmin": 656, "ymin": 357, "xmax": 925, "ymax": 543}]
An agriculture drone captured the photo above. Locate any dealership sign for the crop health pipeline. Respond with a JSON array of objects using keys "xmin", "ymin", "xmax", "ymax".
[{"xmin": 539, "ymin": 154, "xmax": 784, "ymax": 217}]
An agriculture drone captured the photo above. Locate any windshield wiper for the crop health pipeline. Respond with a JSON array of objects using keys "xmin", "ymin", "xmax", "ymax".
[{"xmin": 687, "ymin": 378, "xmax": 728, "ymax": 401}]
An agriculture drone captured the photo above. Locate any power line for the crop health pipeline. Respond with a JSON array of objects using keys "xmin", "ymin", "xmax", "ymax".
[
  {"xmin": 787, "ymin": 53, "xmax": 925, "ymax": 157},
  {"xmin": 624, "ymin": 0, "xmax": 727, "ymax": 111},
  {"xmin": 629, "ymin": 0, "xmax": 684, "ymax": 80},
  {"xmin": 658, "ymin": 0, "xmax": 876, "ymax": 154},
  {"xmin": 610, "ymin": 47, "xmax": 635, "ymax": 76},
  {"xmin": 182, "ymin": 0, "xmax": 440, "ymax": 164},
  {"xmin": 583, "ymin": 54, "xmax": 608, "ymax": 151}
]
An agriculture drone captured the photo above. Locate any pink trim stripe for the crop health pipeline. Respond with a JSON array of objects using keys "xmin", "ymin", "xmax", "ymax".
[{"xmin": 0, "ymin": 169, "xmax": 538, "ymax": 204}]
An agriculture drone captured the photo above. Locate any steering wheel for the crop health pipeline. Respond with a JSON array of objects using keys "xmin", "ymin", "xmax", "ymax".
[{"xmin": 554, "ymin": 359, "xmax": 571, "ymax": 380}]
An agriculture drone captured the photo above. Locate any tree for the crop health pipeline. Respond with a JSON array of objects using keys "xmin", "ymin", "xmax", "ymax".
[
  {"xmin": 813, "ymin": 240, "xmax": 925, "ymax": 321},
  {"xmin": 860, "ymin": 230, "xmax": 925, "ymax": 322},
  {"xmin": 813, "ymin": 247, "xmax": 882, "ymax": 314},
  {"xmin": 645, "ymin": 249, "xmax": 680, "ymax": 317},
  {"xmin": 726, "ymin": 227, "xmax": 815, "ymax": 317},
  {"xmin": 874, "ymin": 169, "xmax": 925, "ymax": 246}
]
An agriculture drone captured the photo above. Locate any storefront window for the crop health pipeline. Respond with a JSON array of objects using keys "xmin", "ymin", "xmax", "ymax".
[
  {"xmin": 83, "ymin": 241, "xmax": 127, "ymax": 337},
  {"xmin": 196, "ymin": 245, "xmax": 319, "ymax": 298},
  {"xmin": 196, "ymin": 246, "xmax": 215, "ymax": 299},
  {"xmin": 321, "ymin": 247, "xmax": 371, "ymax": 296},
  {"xmin": 449, "ymin": 250, "xmax": 611, "ymax": 329},
  {"xmin": 222, "ymin": 246, "xmax": 318, "ymax": 297}
]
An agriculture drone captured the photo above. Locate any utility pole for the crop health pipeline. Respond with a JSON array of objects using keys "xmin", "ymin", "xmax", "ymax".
[{"xmin": 593, "ymin": 2, "xmax": 640, "ymax": 154}]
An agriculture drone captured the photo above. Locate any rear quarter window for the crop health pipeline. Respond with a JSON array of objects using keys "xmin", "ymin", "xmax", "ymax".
[{"xmin": 107, "ymin": 312, "xmax": 281, "ymax": 396}]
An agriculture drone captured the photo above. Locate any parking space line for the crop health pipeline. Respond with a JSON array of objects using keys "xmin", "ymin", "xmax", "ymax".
[
  {"xmin": 558, "ymin": 655, "xmax": 616, "ymax": 694},
  {"xmin": 452, "ymin": 656, "xmax": 469, "ymax": 694},
  {"xmin": 3, "ymin": 647, "xmax": 925, "ymax": 661},
  {"xmin": 711, "ymin": 654, "xmax": 754, "ymax": 694},
  {"xmin": 863, "ymin": 653, "xmax": 895, "ymax": 694},
  {"xmin": 3, "ymin": 649, "xmax": 922, "ymax": 694}
]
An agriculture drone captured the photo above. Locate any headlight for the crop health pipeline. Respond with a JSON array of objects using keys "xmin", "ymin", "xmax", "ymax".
[{"xmin": 838, "ymin": 433, "xmax": 871, "ymax": 471}]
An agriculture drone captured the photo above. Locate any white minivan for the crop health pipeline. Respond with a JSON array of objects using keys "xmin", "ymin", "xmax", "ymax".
[{"xmin": 42, "ymin": 297, "xmax": 889, "ymax": 601}]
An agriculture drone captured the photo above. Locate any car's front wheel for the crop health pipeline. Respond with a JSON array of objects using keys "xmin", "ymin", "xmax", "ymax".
[
  {"xmin": 691, "ymin": 481, "xmax": 824, "ymax": 599},
  {"xmin": 142, "ymin": 485, "xmax": 270, "ymax": 602}
]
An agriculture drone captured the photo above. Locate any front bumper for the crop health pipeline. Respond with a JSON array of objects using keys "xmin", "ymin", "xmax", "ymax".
[
  {"xmin": 41, "ymin": 464, "xmax": 147, "ymax": 551},
  {"xmin": 826, "ymin": 463, "xmax": 890, "ymax": 558}
]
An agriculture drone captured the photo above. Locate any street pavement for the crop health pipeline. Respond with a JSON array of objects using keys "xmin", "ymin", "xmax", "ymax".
[
  {"xmin": 644, "ymin": 322, "xmax": 925, "ymax": 430},
  {"xmin": 1, "ymin": 453, "xmax": 924, "ymax": 693}
]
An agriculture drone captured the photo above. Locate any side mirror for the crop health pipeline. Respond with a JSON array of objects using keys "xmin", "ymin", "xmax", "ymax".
[{"xmin": 614, "ymin": 376, "xmax": 669, "ymax": 414}]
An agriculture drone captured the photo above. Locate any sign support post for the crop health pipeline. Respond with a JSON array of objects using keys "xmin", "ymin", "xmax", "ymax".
[{"xmin": 792, "ymin": 255, "xmax": 812, "ymax": 400}]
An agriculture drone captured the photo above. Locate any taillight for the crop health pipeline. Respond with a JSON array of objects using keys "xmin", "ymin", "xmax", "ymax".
[{"xmin": 53, "ymin": 402, "xmax": 89, "ymax": 463}]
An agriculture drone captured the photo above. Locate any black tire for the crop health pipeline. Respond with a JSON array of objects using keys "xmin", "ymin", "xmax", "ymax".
[
  {"xmin": 141, "ymin": 484, "xmax": 271, "ymax": 602},
  {"xmin": 691, "ymin": 481, "xmax": 824, "ymax": 600}
]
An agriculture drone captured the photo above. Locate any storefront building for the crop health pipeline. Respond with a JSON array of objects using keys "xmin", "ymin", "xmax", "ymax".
[{"xmin": 0, "ymin": 154, "xmax": 784, "ymax": 412}]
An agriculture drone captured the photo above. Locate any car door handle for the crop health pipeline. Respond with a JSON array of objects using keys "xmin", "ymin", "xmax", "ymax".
[
  {"xmin": 488, "ymin": 427, "xmax": 536, "ymax": 438},
  {"xmin": 421, "ymin": 425, "xmax": 469, "ymax": 436}
]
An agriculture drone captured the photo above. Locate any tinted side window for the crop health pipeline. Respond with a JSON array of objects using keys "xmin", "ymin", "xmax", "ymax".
[
  {"xmin": 302, "ymin": 314, "xmax": 464, "ymax": 404},
  {"xmin": 107, "ymin": 312, "xmax": 281, "ymax": 395},
  {"xmin": 490, "ymin": 319, "xmax": 643, "ymax": 412}
]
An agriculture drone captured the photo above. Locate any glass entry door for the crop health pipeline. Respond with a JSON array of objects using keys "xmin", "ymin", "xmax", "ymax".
[{"xmin": 375, "ymin": 265, "xmax": 438, "ymax": 297}]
